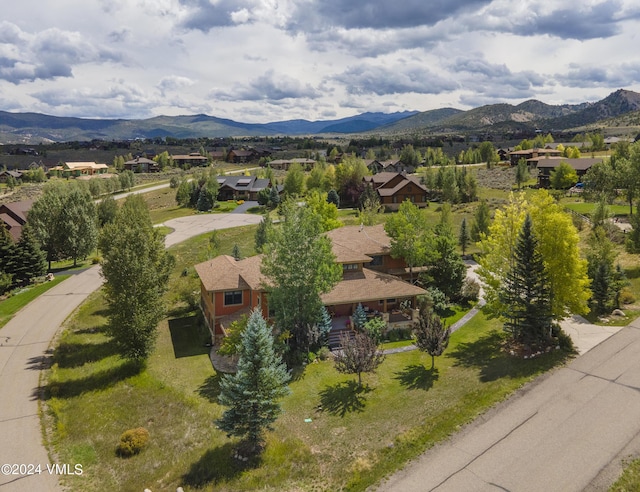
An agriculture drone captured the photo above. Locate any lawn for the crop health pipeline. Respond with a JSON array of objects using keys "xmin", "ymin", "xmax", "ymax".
[
  {"xmin": 0, "ymin": 275, "xmax": 70, "ymax": 329},
  {"xmin": 563, "ymin": 200, "xmax": 631, "ymax": 217},
  {"xmin": 41, "ymin": 226, "xmax": 572, "ymax": 491}
]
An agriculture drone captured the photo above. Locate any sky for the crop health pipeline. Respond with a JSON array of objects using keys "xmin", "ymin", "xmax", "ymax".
[{"xmin": 1, "ymin": 0, "xmax": 640, "ymax": 123}]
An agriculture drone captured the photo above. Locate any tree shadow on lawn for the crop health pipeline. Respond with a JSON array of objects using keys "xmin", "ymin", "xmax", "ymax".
[
  {"xmin": 319, "ymin": 380, "xmax": 372, "ymax": 417},
  {"xmin": 196, "ymin": 373, "xmax": 224, "ymax": 403},
  {"xmin": 52, "ymin": 339, "xmax": 119, "ymax": 368},
  {"xmin": 169, "ymin": 316, "xmax": 211, "ymax": 359},
  {"xmin": 181, "ymin": 443, "xmax": 249, "ymax": 489},
  {"xmin": 37, "ymin": 359, "xmax": 144, "ymax": 400},
  {"xmin": 446, "ymin": 331, "xmax": 570, "ymax": 383},
  {"xmin": 395, "ymin": 365, "xmax": 440, "ymax": 391}
]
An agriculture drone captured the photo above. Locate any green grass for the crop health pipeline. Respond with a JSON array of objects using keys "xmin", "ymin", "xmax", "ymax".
[
  {"xmin": 610, "ymin": 458, "xmax": 640, "ymax": 491},
  {"xmin": 563, "ymin": 201, "xmax": 631, "ymax": 217},
  {"xmin": 42, "ymin": 225, "xmax": 572, "ymax": 491},
  {"xmin": 0, "ymin": 275, "xmax": 70, "ymax": 329}
]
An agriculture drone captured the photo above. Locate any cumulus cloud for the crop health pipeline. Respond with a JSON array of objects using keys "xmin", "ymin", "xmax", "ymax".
[
  {"xmin": 555, "ymin": 62, "xmax": 640, "ymax": 88},
  {"xmin": 333, "ymin": 63, "xmax": 458, "ymax": 96},
  {"xmin": 209, "ymin": 69, "xmax": 321, "ymax": 101},
  {"xmin": 157, "ymin": 75, "xmax": 195, "ymax": 95},
  {"xmin": 178, "ymin": 0, "xmax": 283, "ymax": 31},
  {"xmin": 0, "ymin": 22, "xmax": 122, "ymax": 84}
]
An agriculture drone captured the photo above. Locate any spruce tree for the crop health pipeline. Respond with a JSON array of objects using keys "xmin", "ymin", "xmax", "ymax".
[
  {"xmin": 317, "ymin": 306, "xmax": 333, "ymax": 347},
  {"xmin": 353, "ymin": 303, "xmax": 367, "ymax": 330},
  {"xmin": 217, "ymin": 309, "xmax": 290, "ymax": 456},
  {"xmin": 254, "ymin": 215, "xmax": 272, "ymax": 253},
  {"xmin": 459, "ymin": 217, "xmax": 470, "ymax": 255},
  {"xmin": 471, "ymin": 200, "xmax": 491, "ymax": 242},
  {"xmin": 13, "ymin": 224, "xmax": 46, "ymax": 284},
  {"xmin": 0, "ymin": 222, "xmax": 17, "ymax": 290},
  {"xmin": 499, "ymin": 214, "xmax": 553, "ymax": 348}
]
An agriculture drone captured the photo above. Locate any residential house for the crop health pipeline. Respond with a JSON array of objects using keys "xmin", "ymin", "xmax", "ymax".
[
  {"xmin": 194, "ymin": 224, "xmax": 427, "ymax": 343},
  {"xmin": 216, "ymin": 175, "xmax": 272, "ymax": 201},
  {"xmin": 0, "ymin": 199, "xmax": 32, "ymax": 241},
  {"xmin": 365, "ymin": 159, "xmax": 384, "ymax": 174},
  {"xmin": 227, "ymin": 149, "xmax": 257, "ymax": 164},
  {"xmin": 123, "ymin": 157, "xmax": 160, "ymax": 173},
  {"xmin": 267, "ymin": 158, "xmax": 316, "ymax": 171},
  {"xmin": 172, "ymin": 153, "xmax": 209, "ymax": 168},
  {"xmin": 0, "ymin": 170, "xmax": 24, "ymax": 183},
  {"xmin": 508, "ymin": 148, "xmax": 561, "ymax": 166},
  {"xmin": 363, "ymin": 172, "xmax": 429, "ymax": 210},
  {"xmin": 533, "ymin": 157, "xmax": 602, "ymax": 188},
  {"xmin": 48, "ymin": 161, "xmax": 109, "ymax": 178}
]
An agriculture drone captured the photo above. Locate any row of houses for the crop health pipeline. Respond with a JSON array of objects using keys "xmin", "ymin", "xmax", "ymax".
[{"xmin": 195, "ymin": 224, "xmax": 427, "ymax": 345}]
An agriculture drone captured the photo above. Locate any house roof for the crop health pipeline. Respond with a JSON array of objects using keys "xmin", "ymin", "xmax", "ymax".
[
  {"xmin": 533, "ymin": 157, "xmax": 603, "ymax": 171},
  {"xmin": 326, "ymin": 224, "xmax": 391, "ymax": 259},
  {"xmin": 321, "ymin": 267, "xmax": 427, "ymax": 305},
  {"xmin": 64, "ymin": 162, "xmax": 108, "ymax": 170},
  {"xmin": 194, "ymin": 254, "xmax": 267, "ymax": 292},
  {"xmin": 124, "ymin": 157, "xmax": 157, "ymax": 165},
  {"xmin": 216, "ymin": 175, "xmax": 270, "ymax": 192}
]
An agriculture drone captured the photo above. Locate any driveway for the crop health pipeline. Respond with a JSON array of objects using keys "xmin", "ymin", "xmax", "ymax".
[
  {"xmin": 377, "ymin": 317, "xmax": 640, "ymax": 492},
  {"xmin": 0, "ymin": 212, "xmax": 263, "ymax": 491}
]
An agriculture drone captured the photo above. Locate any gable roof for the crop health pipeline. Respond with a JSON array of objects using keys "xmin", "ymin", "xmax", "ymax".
[
  {"xmin": 321, "ymin": 267, "xmax": 427, "ymax": 305},
  {"xmin": 194, "ymin": 254, "xmax": 267, "ymax": 292},
  {"xmin": 533, "ymin": 157, "xmax": 603, "ymax": 171},
  {"xmin": 216, "ymin": 175, "xmax": 271, "ymax": 192},
  {"xmin": 326, "ymin": 224, "xmax": 391, "ymax": 260}
]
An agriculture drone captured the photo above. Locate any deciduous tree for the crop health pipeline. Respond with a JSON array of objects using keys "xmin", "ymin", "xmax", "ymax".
[
  {"xmin": 333, "ymin": 332, "xmax": 385, "ymax": 387},
  {"xmin": 99, "ymin": 195, "xmax": 174, "ymax": 361},
  {"xmin": 413, "ymin": 308, "xmax": 450, "ymax": 369}
]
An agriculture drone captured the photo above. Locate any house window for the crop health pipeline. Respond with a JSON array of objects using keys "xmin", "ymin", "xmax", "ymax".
[
  {"xmin": 343, "ymin": 263, "xmax": 359, "ymax": 271},
  {"xmin": 369, "ymin": 255, "xmax": 383, "ymax": 266},
  {"xmin": 224, "ymin": 290, "xmax": 243, "ymax": 306}
]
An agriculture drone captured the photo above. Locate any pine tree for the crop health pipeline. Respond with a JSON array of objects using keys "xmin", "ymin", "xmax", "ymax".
[
  {"xmin": 459, "ymin": 217, "xmax": 470, "ymax": 256},
  {"xmin": 0, "ymin": 222, "xmax": 18, "ymax": 291},
  {"xmin": 413, "ymin": 308, "xmax": 450, "ymax": 369},
  {"xmin": 231, "ymin": 243, "xmax": 241, "ymax": 260},
  {"xmin": 327, "ymin": 189, "xmax": 340, "ymax": 207},
  {"xmin": 254, "ymin": 215, "xmax": 272, "ymax": 253},
  {"xmin": 13, "ymin": 224, "xmax": 46, "ymax": 284},
  {"xmin": 471, "ymin": 200, "xmax": 491, "ymax": 242},
  {"xmin": 499, "ymin": 215, "xmax": 553, "ymax": 348},
  {"xmin": 196, "ymin": 186, "xmax": 213, "ymax": 211},
  {"xmin": 217, "ymin": 309, "xmax": 290, "ymax": 456}
]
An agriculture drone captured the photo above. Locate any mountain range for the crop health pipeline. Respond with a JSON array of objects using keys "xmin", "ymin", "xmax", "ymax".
[{"xmin": 2, "ymin": 89, "xmax": 640, "ymax": 144}]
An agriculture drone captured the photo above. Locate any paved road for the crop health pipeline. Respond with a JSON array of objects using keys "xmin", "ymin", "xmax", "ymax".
[
  {"xmin": 0, "ymin": 212, "xmax": 264, "ymax": 491},
  {"xmin": 377, "ymin": 317, "xmax": 640, "ymax": 492}
]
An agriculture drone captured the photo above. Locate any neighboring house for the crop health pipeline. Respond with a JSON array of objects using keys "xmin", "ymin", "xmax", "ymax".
[
  {"xmin": 267, "ymin": 158, "xmax": 316, "ymax": 171},
  {"xmin": 365, "ymin": 159, "xmax": 384, "ymax": 174},
  {"xmin": 194, "ymin": 224, "xmax": 427, "ymax": 343},
  {"xmin": 48, "ymin": 161, "xmax": 109, "ymax": 178},
  {"xmin": 209, "ymin": 151, "xmax": 226, "ymax": 162},
  {"xmin": 0, "ymin": 170, "xmax": 24, "ymax": 183},
  {"xmin": 172, "ymin": 153, "xmax": 209, "ymax": 167},
  {"xmin": 123, "ymin": 157, "xmax": 160, "ymax": 173},
  {"xmin": 216, "ymin": 176, "xmax": 272, "ymax": 201},
  {"xmin": 227, "ymin": 149, "xmax": 258, "ymax": 164},
  {"xmin": 0, "ymin": 199, "xmax": 32, "ymax": 242},
  {"xmin": 508, "ymin": 148, "xmax": 561, "ymax": 166},
  {"xmin": 533, "ymin": 157, "xmax": 603, "ymax": 188},
  {"xmin": 363, "ymin": 172, "xmax": 429, "ymax": 210}
]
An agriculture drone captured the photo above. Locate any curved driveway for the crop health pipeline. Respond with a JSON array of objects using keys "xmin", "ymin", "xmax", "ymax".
[{"xmin": 0, "ymin": 212, "xmax": 262, "ymax": 491}]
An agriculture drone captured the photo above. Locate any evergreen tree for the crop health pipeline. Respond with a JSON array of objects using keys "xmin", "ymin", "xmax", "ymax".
[
  {"xmin": 254, "ymin": 215, "xmax": 272, "ymax": 253},
  {"xmin": 13, "ymin": 224, "xmax": 46, "ymax": 284},
  {"xmin": 268, "ymin": 186, "xmax": 280, "ymax": 209},
  {"xmin": 430, "ymin": 226, "xmax": 466, "ymax": 300},
  {"xmin": 327, "ymin": 189, "xmax": 340, "ymax": 208},
  {"xmin": 217, "ymin": 309, "xmax": 290, "ymax": 456},
  {"xmin": 499, "ymin": 215, "xmax": 553, "ymax": 348},
  {"xmin": 353, "ymin": 303, "xmax": 367, "ymax": 330},
  {"xmin": 471, "ymin": 200, "xmax": 491, "ymax": 242},
  {"xmin": 317, "ymin": 306, "xmax": 332, "ymax": 347},
  {"xmin": 459, "ymin": 217, "xmax": 470, "ymax": 255},
  {"xmin": 515, "ymin": 158, "xmax": 530, "ymax": 189},
  {"xmin": 196, "ymin": 186, "xmax": 213, "ymax": 211},
  {"xmin": 413, "ymin": 308, "xmax": 450, "ymax": 369},
  {"xmin": 0, "ymin": 222, "xmax": 18, "ymax": 289},
  {"xmin": 231, "ymin": 243, "xmax": 241, "ymax": 260}
]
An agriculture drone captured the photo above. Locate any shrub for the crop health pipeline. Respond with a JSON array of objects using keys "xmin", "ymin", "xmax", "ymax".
[
  {"xmin": 460, "ymin": 277, "xmax": 480, "ymax": 303},
  {"xmin": 316, "ymin": 346, "xmax": 331, "ymax": 361},
  {"xmin": 385, "ymin": 327, "xmax": 413, "ymax": 342},
  {"xmin": 620, "ymin": 287, "xmax": 636, "ymax": 305},
  {"xmin": 169, "ymin": 176, "xmax": 180, "ymax": 188},
  {"xmin": 117, "ymin": 427, "xmax": 150, "ymax": 457}
]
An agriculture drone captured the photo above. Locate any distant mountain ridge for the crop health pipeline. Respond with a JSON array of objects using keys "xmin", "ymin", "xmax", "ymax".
[
  {"xmin": 0, "ymin": 111, "xmax": 419, "ymax": 144},
  {"xmin": 2, "ymin": 89, "xmax": 640, "ymax": 144}
]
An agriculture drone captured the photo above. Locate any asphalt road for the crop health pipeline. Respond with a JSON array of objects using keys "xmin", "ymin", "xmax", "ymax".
[
  {"xmin": 376, "ymin": 317, "xmax": 640, "ymax": 492},
  {"xmin": 0, "ymin": 212, "xmax": 263, "ymax": 491}
]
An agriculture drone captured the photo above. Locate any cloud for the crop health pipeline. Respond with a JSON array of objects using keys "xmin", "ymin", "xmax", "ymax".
[
  {"xmin": 157, "ymin": 75, "xmax": 195, "ymax": 95},
  {"xmin": 333, "ymin": 63, "xmax": 458, "ymax": 96},
  {"xmin": 178, "ymin": 0, "xmax": 283, "ymax": 31},
  {"xmin": 287, "ymin": 0, "xmax": 492, "ymax": 31},
  {"xmin": 555, "ymin": 62, "xmax": 640, "ymax": 88},
  {"xmin": 0, "ymin": 22, "xmax": 122, "ymax": 84},
  {"xmin": 209, "ymin": 70, "xmax": 321, "ymax": 102}
]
